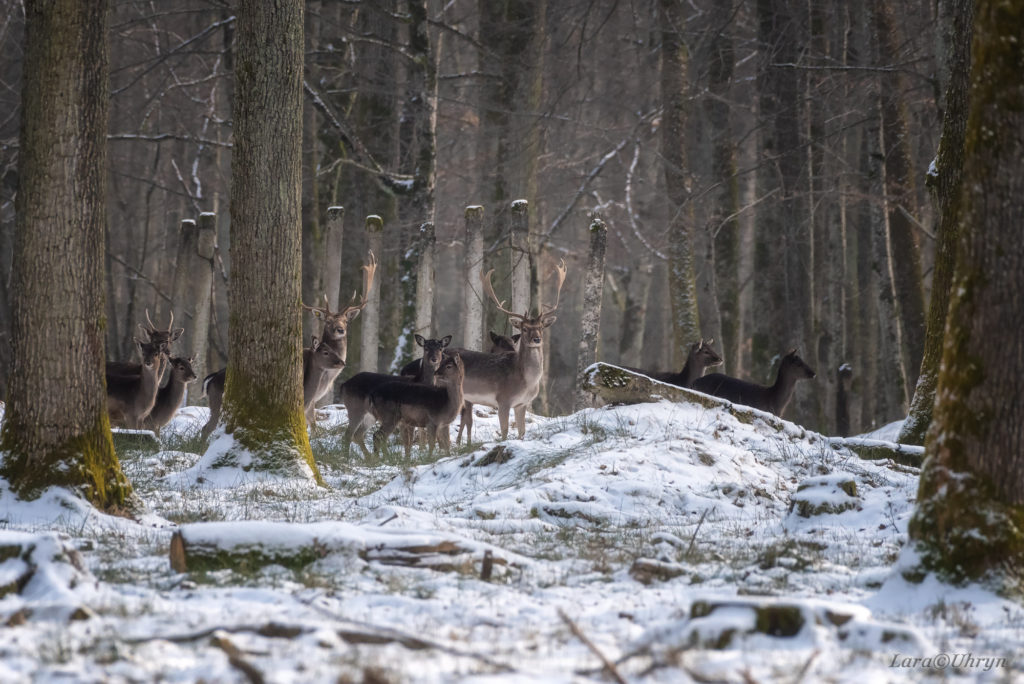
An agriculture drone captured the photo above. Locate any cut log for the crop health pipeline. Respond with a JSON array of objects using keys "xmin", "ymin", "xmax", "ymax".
[{"xmin": 169, "ymin": 521, "xmax": 516, "ymax": 576}]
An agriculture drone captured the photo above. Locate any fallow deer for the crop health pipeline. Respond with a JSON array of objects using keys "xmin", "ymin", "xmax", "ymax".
[
  {"xmin": 302, "ymin": 251, "xmax": 377, "ymax": 405},
  {"xmin": 106, "ymin": 338, "xmax": 163, "ymax": 429},
  {"xmin": 341, "ymin": 333, "xmax": 452, "ymax": 457},
  {"xmin": 623, "ymin": 338, "xmax": 723, "ymax": 388},
  {"xmin": 450, "ymin": 261, "xmax": 567, "ymax": 440},
  {"xmin": 141, "ymin": 356, "xmax": 197, "ymax": 436},
  {"xmin": 369, "ymin": 353, "xmax": 465, "ymax": 458},
  {"xmin": 692, "ymin": 349, "xmax": 816, "ymax": 418},
  {"xmin": 456, "ymin": 330, "xmax": 518, "ymax": 445},
  {"xmin": 106, "ymin": 310, "xmax": 183, "ymax": 380}
]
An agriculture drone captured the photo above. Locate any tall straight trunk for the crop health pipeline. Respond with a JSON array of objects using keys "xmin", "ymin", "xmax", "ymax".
[
  {"xmin": 618, "ymin": 263, "xmax": 652, "ymax": 368},
  {"xmin": 360, "ymin": 216, "xmax": 384, "ymax": 372},
  {"xmin": 574, "ymin": 218, "xmax": 608, "ymax": 411},
  {"xmin": 705, "ymin": 0, "xmax": 740, "ymax": 374},
  {"xmin": 414, "ymin": 222, "xmax": 435, "ymax": 337},
  {"xmin": 510, "ymin": 200, "xmax": 531, "ymax": 316},
  {"xmin": 898, "ymin": 0, "xmax": 973, "ymax": 445},
  {"xmin": 753, "ymin": 0, "xmax": 811, "ymax": 393},
  {"xmin": 872, "ymin": 0, "xmax": 927, "ymax": 399},
  {"xmin": 462, "ymin": 206, "xmax": 485, "ymax": 351},
  {"xmin": 220, "ymin": 0, "xmax": 320, "ymax": 482},
  {"xmin": 0, "ymin": 0, "xmax": 130, "ymax": 508},
  {"xmin": 908, "ymin": 0, "xmax": 1024, "ymax": 591},
  {"xmin": 170, "ymin": 214, "xmax": 216, "ymax": 404},
  {"xmin": 660, "ymin": 0, "xmax": 700, "ymax": 366}
]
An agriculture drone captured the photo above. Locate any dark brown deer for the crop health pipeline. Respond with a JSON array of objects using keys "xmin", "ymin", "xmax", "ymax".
[
  {"xmin": 302, "ymin": 251, "xmax": 377, "ymax": 405},
  {"xmin": 450, "ymin": 261, "xmax": 567, "ymax": 440},
  {"xmin": 141, "ymin": 356, "xmax": 197, "ymax": 436},
  {"xmin": 106, "ymin": 338, "xmax": 164, "ymax": 428},
  {"xmin": 456, "ymin": 330, "xmax": 518, "ymax": 445},
  {"xmin": 691, "ymin": 349, "xmax": 816, "ymax": 418},
  {"xmin": 200, "ymin": 336, "xmax": 346, "ymax": 442},
  {"xmin": 369, "ymin": 353, "xmax": 465, "ymax": 458},
  {"xmin": 341, "ymin": 334, "xmax": 452, "ymax": 457},
  {"xmin": 623, "ymin": 338, "xmax": 723, "ymax": 388}
]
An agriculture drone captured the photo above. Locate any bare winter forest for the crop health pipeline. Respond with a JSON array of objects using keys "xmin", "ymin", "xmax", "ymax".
[{"xmin": 0, "ymin": 0, "xmax": 957, "ymax": 436}]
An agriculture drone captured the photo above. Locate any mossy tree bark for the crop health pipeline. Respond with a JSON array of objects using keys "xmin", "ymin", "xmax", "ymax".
[
  {"xmin": 898, "ymin": 0, "xmax": 973, "ymax": 446},
  {"xmin": 660, "ymin": 0, "xmax": 700, "ymax": 367},
  {"xmin": 220, "ymin": 0, "xmax": 320, "ymax": 483},
  {"xmin": 0, "ymin": 0, "xmax": 130, "ymax": 509},
  {"xmin": 907, "ymin": 0, "xmax": 1024, "ymax": 594}
]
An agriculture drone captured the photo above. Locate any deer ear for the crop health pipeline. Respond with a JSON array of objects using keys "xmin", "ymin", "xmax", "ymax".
[
  {"xmin": 311, "ymin": 309, "xmax": 326, "ymax": 321},
  {"xmin": 489, "ymin": 331, "xmax": 500, "ymax": 343},
  {"xmin": 344, "ymin": 308, "xmax": 362, "ymax": 323},
  {"xmin": 512, "ymin": 334, "xmax": 521, "ymax": 343},
  {"xmin": 541, "ymin": 314, "xmax": 557, "ymax": 328},
  {"xmin": 415, "ymin": 334, "xmax": 426, "ymax": 347},
  {"xmin": 441, "ymin": 335, "xmax": 452, "ymax": 348},
  {"xmin": 169, "ymin": 328, "xmax": 184, "ymax": 342},
  {"xmin": 511, "ymin": 319, "xmax": 523, "ymax": 330}
]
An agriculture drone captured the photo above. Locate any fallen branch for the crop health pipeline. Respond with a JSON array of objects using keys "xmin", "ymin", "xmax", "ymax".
[{"xmin": 559, "ymin": 609, "xmax": 627, "ymax": 684}]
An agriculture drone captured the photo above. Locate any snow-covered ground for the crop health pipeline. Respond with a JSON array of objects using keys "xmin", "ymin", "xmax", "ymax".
[{"xmin": 1, "ymin": 399, "xmax": 1021, "ymax": 682}]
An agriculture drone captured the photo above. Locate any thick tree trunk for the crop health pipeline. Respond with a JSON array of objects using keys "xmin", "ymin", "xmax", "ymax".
[
  {"xmin": 219, "ymin": 0, "xmax": 319, "ymax": 482},
  {"xmin": 908, "ymin": 0, "xmax": 1024, "ymax": 591},
  {"xmin": 898, "ymin": 0, "xmax": 973, "ymax": 445},
  {"xmin": 660, "ymin": 0, "xmax": 700, "ymax": 366},
  {"xmin": 573, "ymin": 218, "xmax": 608, "ymax": 411},
  {"xmin": 0, "ymin": 0, "xmax": 130, "ymax": 508}
]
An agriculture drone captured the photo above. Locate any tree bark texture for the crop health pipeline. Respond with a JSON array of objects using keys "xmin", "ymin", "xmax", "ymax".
[
  {"xmin": 898, "ymin": 0, "xmax": 974, "ymax": 445},
  {"xmin": 659, "ymin": 0, "xmax": 700, "ymax": 366},
  {"xmin": 462, "ymin": 206, "xmax": 485, "ymax": 351},
  {"xmin": 360, "ymin": 216, "xmax": 384, "ymax": 372},
  {"xmin": 0, "ymin": 0, "xmax": 130, "ymax": 508},
  {"xmin": 872, "ymin": 0, "xmax": 927, "ymax": 400},
  {"xmin": 574, "ymin": 218, "xmax": 608, "ymax": 411},
  {"xmin": 221, "ymin": 0, "xmax": 319, "ymax": 481},
  {"xmin": 908, "ymin": 0, "xmax": 1024, "ymax": 592}
]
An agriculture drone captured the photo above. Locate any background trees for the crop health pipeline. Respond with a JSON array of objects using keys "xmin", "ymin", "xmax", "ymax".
[{"xmin": 0, "ymin": 0, "xmax": 960, "ymax": 436}]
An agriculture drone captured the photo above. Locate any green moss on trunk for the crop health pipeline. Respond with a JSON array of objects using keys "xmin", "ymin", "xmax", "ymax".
[{"xmin": 0, "ymin": 413, "xmax": 131, "ymax": 510}]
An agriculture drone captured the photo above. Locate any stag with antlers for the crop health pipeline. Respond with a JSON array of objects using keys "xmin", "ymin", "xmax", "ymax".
[{"xmin": 450, "ymin": 260, "xmax": 567, "ymax": 440}]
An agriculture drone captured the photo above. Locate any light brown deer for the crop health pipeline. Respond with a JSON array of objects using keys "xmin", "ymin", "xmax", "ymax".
[
  {"xmin": 141, "ymin": 356, "xmax": 197, "ymax": 436},
  {"xmin": 456, "ymin": 330, "xmax": 518, "ymax": 445},
  {"xmin": 106, "ymin": 338, "xmax": 164, "ymax": 429},
  {"xmin": 450, "ymin": 261, "xmax": 567, "ymax": 440},
  {"xmin": 302, "ymin": 251, "xmax": 377, "ymax": 404},
  {"xmin": 369, "ymin": 353, "xmax": 465, "ymax": 458},
  {"xmin": 200, "ymin": 336, "xmax": 346, "ymax": 442}
]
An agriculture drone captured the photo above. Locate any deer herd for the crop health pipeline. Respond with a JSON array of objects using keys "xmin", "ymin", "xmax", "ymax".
[{"xmin": 106, "ymin": 251, "xmax": 816, "ymax": 457}]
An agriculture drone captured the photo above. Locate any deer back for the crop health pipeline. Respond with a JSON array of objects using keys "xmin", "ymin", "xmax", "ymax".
[
  {"xmin": 106, "ymin": 339, "xmax": 163, "ymax": 427},
  {"xmin": 370, "ymin": 354, "xmax": 465, "ymax": 429},
  {"xmin": 693, "ymin": 349, "xmax": 815, "ymax": 416}
]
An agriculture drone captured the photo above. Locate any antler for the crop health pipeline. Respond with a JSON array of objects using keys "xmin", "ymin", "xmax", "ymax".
[
  {"xmin": 302, "ymin": 293, "xmax": 334, "ymax": 317},
  {"xmin": 339, "ymin": 250, "xmax": 378, "ymax": 318},
  {"xmin": 542, "ymin": 259, "xmax": 568, "ymax": 315},
  {"xmin": 480, "ymin": 269, "xmax": 527, "ymax": 322},
  {"xmin": 139, "ymin": 309, "xmax": 174, "ymax": 337}
]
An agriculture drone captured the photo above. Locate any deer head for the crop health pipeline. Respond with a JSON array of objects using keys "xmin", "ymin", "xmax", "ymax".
[
  {"xmin": 481, "ymin": 259, "xmax": 566, "ymax": 348},
  {"xmin": 138, "ymin": 309, "xmax": 184, "ymax": 353},
  {"xmin": 303, "ymin": 251, "xmax": 377, "ymax": 354},
  {"xmin": 415, "ymin": 334, "xmax": 452, "ymax": 374}
]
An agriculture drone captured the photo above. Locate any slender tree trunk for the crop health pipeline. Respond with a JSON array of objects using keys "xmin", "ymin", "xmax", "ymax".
[
  {"xmin": 898, "ymin": 0, "xmax": 973, "ymax": 445},
  {"xmin": 660, "ymin": 0, "xmax": 700, "ymax": 366},
  {"xmin": 360, "ymin": 216, "xmax": 384, "ymax": 372},
  {"xmin": 0, "ymin": 0, "xmax": 130, "ymax": 508},
  {"xmin": 510, "ymin": 200, "xmax": 531, "ymax": 316},
  {"xmin": 462, "ymin": 206, "xmax": 485, "ymax": 351},
  {"xmin": 414, "ymin": 222, "xmax": 435, "ymax": 337},
  {"xmin": 619, "ymin": 263, "xmax": 652, "ymax": 368},
  {"xmin": 170, "ymin": 214, "xmax": 216, "ymax": 404},
  {"xmin": 219, "ymin": 0, "xmax": 320, "ymax": 482},
  {"xmin": 908, "ymin": 0, "xmax": 1024, "ymax": 591},
  {"xmin": 574, "ymin": 218, "xmax": 608, "ymax": 411}
]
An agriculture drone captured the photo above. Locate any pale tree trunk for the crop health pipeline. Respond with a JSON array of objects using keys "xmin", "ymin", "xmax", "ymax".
[
  {"xmin": 898, "ymin": 0, "xmax": 973, "ymax": 445},
  {"xmin": 574, "ymin": 218, "xmax": 608, "ymax": 411},
  {"xmin": 660, "ymin": 0, "xmax": 700, "ymax": 366},
  {"xmin": 872, "ymin": 0, "xmax": 927, "ymax": 401},
  {"xmin": 323, "ymin": 207, "xmax": 345, "ymax": 312},
  {"xmin": 414, "ymin": 222, "xmax": 435, "ymax": 337},
  {"xmin": 908, "ymin": 0, "xmax": 1024, "ymax": 591},
  {"xmin": 462, "ymin": 206, "xmax": 485, "ymax": 351},
  {"xmin": 170, "ymin": 214, "xmax": 216, "ymax": 404},
  {"xmin": 618, "ymin": 263, "xmax": 652, "ymax": 368},
  {"xmin": 0, "ymin": 0, "xmax": 130, "ymax": 508},
  {"xmin": 510, "ymin": 200, "xmax": 531, "ymax": 316},
  {"xmin": 219, "ymin": 0, "xmax": 320, "ymax": 482},
  {"xmin": 360, "ymin": 216, "xmax": 384, "ymax": 372}
]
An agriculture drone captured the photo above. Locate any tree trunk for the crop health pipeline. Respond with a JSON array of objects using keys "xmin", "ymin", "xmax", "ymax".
[
  {"xmin": 462, "ymin": 206, "xmax": 485, "ymax": 351},
  {"xmin": 907, "ymin": 0, "xmax": 1024, "ymax": 592},
  {"xmin": 619, "ymin": 263, "xmax": 652, "ymax": 368},
  {"xmin": 414, "ymin": 222, "xmax": 435, "ymax": 337},
  {"xmin": 219, "ymin": 0, "xmax": 319, "ymax": 482},
  {"xmin": 898, "ymin": 0, "xmax": 973, "ymax": 445},
  {"xmin": 574, "ymin": 218, "xmax": 608, "ymax": 412},
  {"xmin": 659, "ymin": 0, "xmax": 700, "ymax": 366},
  {"xmin": 360, "ymin": 216, "xmax": 384, "ymax": 372},
  {"xmin": 0, "ymin": 0, "xmax": 130, "ymax": 508},
  {"xmin": 509, "ymin": 200, "xmax": 531, "ymax": 316}
]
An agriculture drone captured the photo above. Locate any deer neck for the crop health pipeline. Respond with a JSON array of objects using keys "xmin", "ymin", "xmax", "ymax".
[{"xmin": 515, "ymin": 343, "xmax": 544, "ymax": 379}]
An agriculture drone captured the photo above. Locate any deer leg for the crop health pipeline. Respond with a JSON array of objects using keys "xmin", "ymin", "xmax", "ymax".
[
  {"xmin": 400, "ymin": 424, "xmax": 415, "ymax": 459},
  {"xmin": 457, "ymin": 401, "xmax": 473, "ymax": 445},
  {"xmin": 497, "ymin": 405, "xmax": 510, "ymax": 440},
  {"xmin": 514, "ymin": 404, "xmax": 527, "ymax": 439},
  {"xmin": 200, "ymin": 397, "xmax": 221, "ymax": 443}
]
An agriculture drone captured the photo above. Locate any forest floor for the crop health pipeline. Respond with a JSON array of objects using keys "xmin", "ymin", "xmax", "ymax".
[{"xmin": 0, "ymin": 397, "xmax": 1021, "ymax": 682}]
